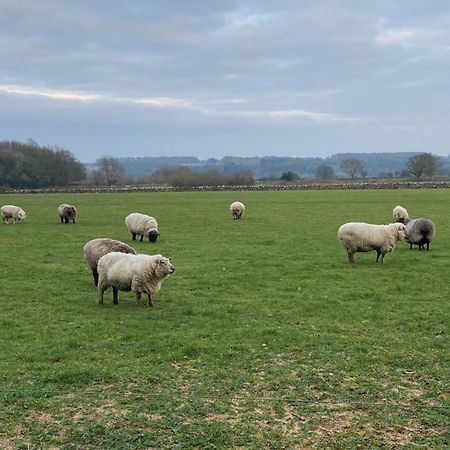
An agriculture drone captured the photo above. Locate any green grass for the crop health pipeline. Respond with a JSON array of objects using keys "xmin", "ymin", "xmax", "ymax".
[{"xmin": 0, "ymin": 189, "xmax": 449, "ymax": 449}]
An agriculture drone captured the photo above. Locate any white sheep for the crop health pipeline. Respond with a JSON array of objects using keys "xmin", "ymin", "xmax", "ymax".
[
  {"xmin": 84, "ymin": 238, "xmax": 137, "ymax": 286},
  {"xmin": 1, "ymin": 205, "xmax": 26, "ymax": 224},
  {"xmin": 125, "ymin": 213, "xmax": 159, "ymax": 242},
  {"xmin": 338, "ymin": 222, "xmax": 408, "ymax": 263},
  {"xmin": 58, "ymin": 204, "xmax": 77, "ymax": 223},
  {"xmin": 97, "ymin": 252, "xmax": 175, "ymax": 306},
  {"xmin": 230, "ymin": 201, "xmax": 245, "ymax": 219},
  {"xmin": 393, "ymin": 205, "xmax": 409, "ymax": 223}
]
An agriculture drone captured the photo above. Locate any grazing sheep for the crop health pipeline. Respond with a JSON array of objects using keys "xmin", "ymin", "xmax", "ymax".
[
  {"xmin": 338, "ymin": 222, "xmax": 408, "ymax": 264},
  {"xmin": 404, "ymin": 218, "xmax": 436, "ymax": 250},
  {"xmin": 97, "ymin": 252, "xmax": 175, "ymax": 306},
  {"xmin": 393, "ymin": 205, "xmax": 409, "ymax": 223},
  {"xmin": 230, "ymin": 201, "xmax": 245, "ymax": 219},
  {"xmin": 125, "ymin": 213, "xmax": 159, "ymax": 242},
  {"xmin": 84, "ymin": 238, "xmax": 137, "ymax": 286},
  {"xmin": 58, "ymin": 204, "xmax": 77, "ymax": 223},
  {"xmin": 1, "ymin": 205, "xmax": 26, "ymax": 224}
]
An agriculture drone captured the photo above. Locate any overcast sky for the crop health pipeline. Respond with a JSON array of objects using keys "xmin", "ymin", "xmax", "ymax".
[{"xmin": 1, "ymin": 1, "xmax": 450, "ymax": 162}]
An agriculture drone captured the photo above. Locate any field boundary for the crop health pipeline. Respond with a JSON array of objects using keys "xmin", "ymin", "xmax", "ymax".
[{"xmin": 3, "ymin": 179, "xmax": 450, "ymax": 194}]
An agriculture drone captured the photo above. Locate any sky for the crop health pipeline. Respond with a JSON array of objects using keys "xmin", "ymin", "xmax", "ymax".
[{"xmin": 1, "ymin": 1, "xmax": 450, "ymax": 162}]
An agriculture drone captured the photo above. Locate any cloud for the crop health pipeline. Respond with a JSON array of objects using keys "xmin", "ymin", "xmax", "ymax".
[{"xmin": 0, "ymin": 84, "xmax": 191, "ymax": 108}]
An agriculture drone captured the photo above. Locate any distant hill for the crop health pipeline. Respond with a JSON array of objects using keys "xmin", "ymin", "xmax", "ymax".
[{"xmin": 110, "ymin": 152, "xmax": 450, "ymax": 180}]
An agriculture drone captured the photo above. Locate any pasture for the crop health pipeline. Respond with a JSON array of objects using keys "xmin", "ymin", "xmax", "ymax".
[{"xmin": 0, "ymin": 189, "xmax": 448, "ymax": 449}]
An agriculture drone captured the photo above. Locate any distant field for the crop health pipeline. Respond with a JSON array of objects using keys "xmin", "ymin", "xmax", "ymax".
[{"xmin": 0, "ymin": 190, "xmax": 448, "ymax": 449}]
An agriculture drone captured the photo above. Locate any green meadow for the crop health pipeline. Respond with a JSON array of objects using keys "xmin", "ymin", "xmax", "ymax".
[{"xmin": 0, "ymin": 189, "xmax": 449, "ymax": 449}]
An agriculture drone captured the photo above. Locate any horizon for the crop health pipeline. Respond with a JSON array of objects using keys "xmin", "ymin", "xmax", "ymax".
[{"xmin": 2, "ymin": 2, "xmax": 450, "ymax": 162}]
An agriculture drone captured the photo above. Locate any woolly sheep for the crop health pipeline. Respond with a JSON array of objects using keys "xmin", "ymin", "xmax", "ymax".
[
  {"xmin": 403, "ymin": 217, "xmax": 436, "ymax": 251},
  {"xmin": 97, "ymin": 252, "xmax": 175, "ymax": 306},
  {"xmin": 84, "ymin": 238, "xmax": 137, "ymax": 286},
  {"xmin": 393, "ymin": 205, "xmax": 409, "ymax": 223},
  {"xmin": 1, "ymin": 205, "xmax": 26, "ymax": 224},
  {"xmin": 230, "ymin": 201, "xmax": 245, "ymax": 219},
  {"xmin": 125, "ymin": 213, "xmax": 159, "ymax": 242},
  {"xmin": 338, "ymin": 222, "xmax": 408, "ymax": 264},
  {"xmin": 58, "ymin": 203, "xmax": 77, "ymax": 224}
]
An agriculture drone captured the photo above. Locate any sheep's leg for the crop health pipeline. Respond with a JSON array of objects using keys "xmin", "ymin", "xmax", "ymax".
[
  {"xmin": 426, "ymin": 243, "xmax": 430, "ymax": 250},
  {"xmin": 131, "ymin": 232, "xmax": 137, "ymax": 241},
  {"xmin": 148, "ymin": 293, "xmax": 153, "ymax": 307},
  {"xmin": 409, "ymin": 243, "xmax": 413, "ymax": 249},
  {"xmin": 92, "ymin": 269, "xmax": 99, "ymax": 287},
  {"xmin": 98, "ymin": 287, "xmax": 106, "ymax": 304},
  {"xmin": 140, "ymin": 234, "xmax": 144, "ymax": 242},
  {"xmin": 347, "ymin": 251, "xmax": 355, "ymax": 264},
  {"xmin": 379, "ymin": 253, "xmax": 385, "ymax": 263},
  {"xmin": 112, "ymin": 287, "xmax": 119, "ymax": 305},
  {"xmin": 135, "ymin": 291, "xmax": 141, "ymax": 306},
  {"xmin": 60, "ymin": 217, "xmax": 64, "ymax": 223},
  {"xmin": 376, "ymin": 249, "xmax": 381, "ymax": 262}
]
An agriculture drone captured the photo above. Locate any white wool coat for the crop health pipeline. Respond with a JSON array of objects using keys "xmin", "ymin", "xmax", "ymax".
[
  {"xmin": 125, "ymin": 213, "xmax": 158, "ymax": 240},
  {"xmin": 338, "ymin": 222, "xmax": 408, "ymax": 263},
  {"xmin": 393, "ymin": 205, "xmax": 409, "ymax": 223},
  {"xmin": 1, "ymin": 205, "xmax": 26, "ymax": 223},
  {"xmin": 230, "ymin": 201, "xmax": 245, "ymax": 219},
  {"xmin": 97, "ymin": 252, "xmax": 174, "ymax": 303}
]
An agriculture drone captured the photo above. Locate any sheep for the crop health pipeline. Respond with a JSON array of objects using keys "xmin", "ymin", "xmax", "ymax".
[
  {"xmin": 1, "ymin": 205, "xmax": 26, "ymax": 224},
  {"xmin": 125, "ymin": 213, "xmax": 159, "ymax": 242},
  {"xmin": 338, "ymin": 222, "xmax": 408, "ymax": 264},
  {"xmin": 230, "ymin": 201, "xmax": 245, "ymax": 219},
  {"xmin": 58, "ymin": 203, "xmax": 77, "ymax": 223},
  {"xmin": 83, "ymin": 238, "xmax": 137, "ymax": 286},
  {"xmin": 97, "ymin": 252, "xmax": 175, "ymax": 306},
  {"xmin": 393, "ymin": 205, "xmax": 409, "ymax": 223},
  {"xmin": 403, "ymin": 218, "xmax": 436, "ymax": 250}
]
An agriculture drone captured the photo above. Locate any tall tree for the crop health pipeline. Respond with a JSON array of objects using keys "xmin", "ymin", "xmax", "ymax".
[
  {"xmin": 407, "ymin": 153, "xmax": 441, "ymax": 179},
  {"xmin": 340, "ymin": 158, "xmax": 365, "ymax": 179}
]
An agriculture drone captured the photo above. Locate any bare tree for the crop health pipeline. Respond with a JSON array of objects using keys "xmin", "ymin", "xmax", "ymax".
[
  {"xmin": 340, "ymin": 158, "xmax": 365, "ymax": 179},
  {"xmin": 407, "ymin": 153, "xmax": 441, "ymax": 179},
  {"xmin": 96, "ymin": 155, "xmax": 125, "ymax": 185}
]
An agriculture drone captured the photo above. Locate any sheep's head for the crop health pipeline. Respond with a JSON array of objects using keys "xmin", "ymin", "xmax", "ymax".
[
  {"xmin": 394, "ymin": 223, "xmax": 408, "ymax": 241},
  {"xmin": 67, "ymin": 207, "xmax": 76, "ymax": 217},
  {"xmin": 18, "ymin": 210, "xmax": 26, "ymax": 220},
  {"xmin": 154, "ymin": 255, "xmax": 175, "ymax": 277},
  {"xmin": 148, "ymin": 229, "xmax": 159, "ymax": 242}
]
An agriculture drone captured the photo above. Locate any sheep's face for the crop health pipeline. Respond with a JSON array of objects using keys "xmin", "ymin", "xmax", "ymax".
[
  {"xmin": 395, "ymin": 223, "xmax": 408, "ymax": 240},
  {"xmin": 155, "ymin": 256, "xmax": 175, "ymax": 276},
  {"xmin": 18, "ymin": 211, "xmax": 26, "ymax": 220},
  {"xmin": 67, "ymin": 207, "xmax": 76, "ymax": 217},
  {"xmin": 148, "ymin": 230, "xmax": 159, "ymax": 242}
]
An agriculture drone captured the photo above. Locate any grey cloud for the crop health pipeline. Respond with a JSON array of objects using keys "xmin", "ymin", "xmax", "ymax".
[{"xmin": 1, "ymin": 0, "xmax": 450, "ymax": 160}]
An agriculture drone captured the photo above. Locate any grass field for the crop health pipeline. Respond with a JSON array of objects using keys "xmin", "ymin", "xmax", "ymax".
[{"xmin": 0, "ymin": 189, "xmax": 449, "ymax": 449}]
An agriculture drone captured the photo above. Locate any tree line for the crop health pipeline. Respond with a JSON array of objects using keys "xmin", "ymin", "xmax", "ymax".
[
  {"xmin": 0, "ymin": 140, "xmax": 446, "ymax": 189},
  {"xmin": 0, "ymin": 141, "xmax": 86, "ymax": 188}
]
